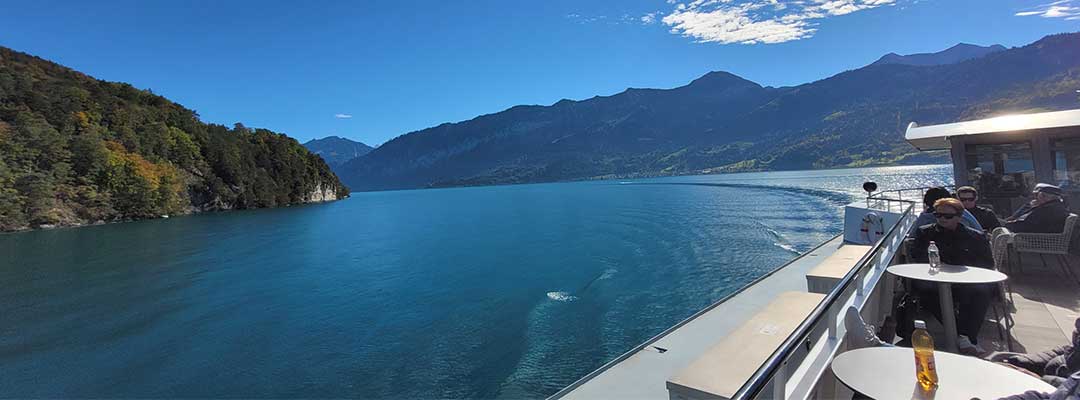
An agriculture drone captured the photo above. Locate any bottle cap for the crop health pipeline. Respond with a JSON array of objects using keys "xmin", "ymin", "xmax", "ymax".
[{"xmin": 914, "ymin": 320, "xmax": 926, "ymax": 329}]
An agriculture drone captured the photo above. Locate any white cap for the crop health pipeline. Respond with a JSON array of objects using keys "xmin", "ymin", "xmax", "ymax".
[{"xmin": 914, "ymin": 320, "xmax": 927, "ymax": 329}]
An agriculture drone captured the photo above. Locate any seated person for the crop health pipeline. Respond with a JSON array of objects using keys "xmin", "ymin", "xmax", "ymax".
[
  {"xmin": 991, "ymin": 317, "xmax": 1080, "ymax": 387},
  {"xmin": 957, "ymin": 185, "xmax": 1002, "ymax": 232},
  {"xmin": 998, "ymin": 371, "xmax": 1080, "ymax": 400},
  {"xmin": 1006, "ymin": 183, "xmax": 1069, "ymax": 234},
  {"xmin": 907, "ymin": 198, "xmax": 995, "ymax": 346},
  {"xmin": 911, "ymin": 186, "xmax": 984, "ymax": 237}
]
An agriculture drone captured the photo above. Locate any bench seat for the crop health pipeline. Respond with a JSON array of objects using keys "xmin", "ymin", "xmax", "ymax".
[
  {"xmin": 666, "ymin": 291, "xmax": 826, "ymax": 400},
  {"xmin": 805, "ymin": 244, "xmax": 872, "ymax": 294}
]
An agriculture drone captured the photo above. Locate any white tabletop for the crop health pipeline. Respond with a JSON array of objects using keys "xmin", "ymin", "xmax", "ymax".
[
  {"xmin": 888, "ymin": 263, "xmax": 1007, "ymax": 284},
  {"xmin": 832, "ymin": 347, "xmax": 1055, "ymax": 400}
]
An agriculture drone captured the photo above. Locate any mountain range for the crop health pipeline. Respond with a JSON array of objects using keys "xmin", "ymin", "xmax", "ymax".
[
  {"xmin": 303, "ymin": 136, "xmax": 374, "ymax": 168},
  {"xmin": 871, "ymin": 43, "xmax": 1006, "ymax": 66},
  {"xmin": 339, "ymin": 33, "xmax": 1080, "ymax": 192}
]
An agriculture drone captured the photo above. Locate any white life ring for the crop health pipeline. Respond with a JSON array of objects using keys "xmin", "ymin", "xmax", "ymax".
[{"xmin": 860, "ymin": 212, "xmax": 885, "ymax": 243}]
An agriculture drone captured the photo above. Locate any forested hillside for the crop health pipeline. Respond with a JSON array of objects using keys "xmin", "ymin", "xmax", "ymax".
[
  {"xmin": 0, "ymin": 47, "xmax": 348, "ymax": 231},
  {"xmin": 340, "ymin": 33, "xmax": 1080, "ymax": 191}
]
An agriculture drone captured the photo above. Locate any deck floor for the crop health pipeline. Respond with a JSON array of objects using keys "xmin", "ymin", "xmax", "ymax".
[{"xmin": 979, "ymin": 258, "xmax": 1080, "ymax": 354}]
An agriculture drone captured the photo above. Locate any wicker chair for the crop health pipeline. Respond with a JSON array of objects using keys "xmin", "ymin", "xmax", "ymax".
[
  {"xmin": 990, "ymin": 230, "xmax": 1017, "ymax": 351},
  {"xmin": 1000, "ymin": 213, "xmax": 1080, "ymax": 286}
]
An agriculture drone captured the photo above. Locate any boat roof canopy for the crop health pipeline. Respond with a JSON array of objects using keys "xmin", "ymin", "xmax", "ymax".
[{"xmin": 905, "ymin": 108, "xmax": 1080, "ymax": 150}]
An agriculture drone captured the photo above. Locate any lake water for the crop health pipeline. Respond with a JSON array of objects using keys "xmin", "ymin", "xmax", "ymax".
[{"xmin": 0, "ymin": 165, "xmax": 952, "ymax": 398}]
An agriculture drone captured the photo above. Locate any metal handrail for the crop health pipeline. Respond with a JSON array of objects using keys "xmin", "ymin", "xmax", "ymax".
[
  {"xmin": 868, "ymin": 185, "xmax": 955, "ymax": 204},
  {"xmin": 731, "ymin": 201, "xmax": 916, "ymax": 399}
]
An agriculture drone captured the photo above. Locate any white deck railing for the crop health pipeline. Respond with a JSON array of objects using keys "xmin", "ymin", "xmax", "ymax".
[{"xmin": 732, "ymin": 201, "xmax": 917, "ymax": 400}]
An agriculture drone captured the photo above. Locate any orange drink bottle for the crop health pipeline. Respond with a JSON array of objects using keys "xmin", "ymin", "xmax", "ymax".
[{"xmin": 912, "ymin": 319, "xmax": 939, "ymax": 389}]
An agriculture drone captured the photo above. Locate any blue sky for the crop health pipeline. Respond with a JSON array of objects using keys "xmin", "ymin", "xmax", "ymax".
[{"xmin": 1, "ymin": 0, "xmax": 1078, "ymax": 146}]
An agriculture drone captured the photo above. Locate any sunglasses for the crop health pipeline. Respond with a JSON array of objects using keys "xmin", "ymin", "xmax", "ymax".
[
  {"xmin": 933, "ymin": 212, "xmax": 960, "ymax": 219},
  {"xmin": 958, "ymin": 197, "xmax": 976, "ymax": 202}
]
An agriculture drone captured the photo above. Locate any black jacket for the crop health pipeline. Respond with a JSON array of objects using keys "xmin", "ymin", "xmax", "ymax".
[
  {"xmin": 910, "ymin": 223, "xmax": 994, "ymax": 268},
  {"xmin": 968, "ymin": 205, "xmax": 1001, "ymax": 232},
  {"xmin": 1007, "ymin": 200, "xmax": 1069, "ymax": 234}
]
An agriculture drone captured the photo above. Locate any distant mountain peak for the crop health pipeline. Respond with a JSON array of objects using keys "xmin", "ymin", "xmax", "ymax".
[
  {"xmin": 303, "ymin": 136, "xmax": 374, "ymax": 168},
  {"xmin": 683, "ymin": 71, "xmax": 762, "ymax": 93},
  {"xmin": 872, "ymin": 43, "xmax": 1006, "ymax": 67},
  {"xmin": 689, "ymin": 71, "xmax": 751, "ymax": 86}
]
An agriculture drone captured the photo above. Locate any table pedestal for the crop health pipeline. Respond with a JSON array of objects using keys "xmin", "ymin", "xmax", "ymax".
[
  {"xmin": 887, "ymin": 263, "xmax": 1006, "ymax": 354},
  {"xmin": 937, "ymin": 282, "xmax": 958, "ymax": 352}
]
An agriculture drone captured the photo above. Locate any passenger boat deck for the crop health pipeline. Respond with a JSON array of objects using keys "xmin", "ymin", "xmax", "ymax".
[{"xmin": 553, "ymin": 109, "xmax": 1080, "ymax": 400}]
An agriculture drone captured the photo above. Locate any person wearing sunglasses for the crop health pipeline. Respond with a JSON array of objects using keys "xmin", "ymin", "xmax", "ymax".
[
  {"xmin": 911, "ymin": 186, "xmax": 984, "ymax": 237},
  {"xmin": 1005, "ymin": 183, "xmax": 1069, "ymax": 234},
  {"xmin": 957, "ymin": 186, "xmax": 1002, "ymax": 232},
  {"xmin": 908, "ymin": 197, "xmax": 995, "ymax": 348}
]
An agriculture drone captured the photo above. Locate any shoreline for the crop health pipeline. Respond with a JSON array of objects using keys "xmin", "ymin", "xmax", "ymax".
[
  {"xmin": 0, "ymin": 196, "xmax": 347, "ymax": 235},
  {"xmin": 350, "ymin": 162, "xmax": 954, "ymax": 193}
]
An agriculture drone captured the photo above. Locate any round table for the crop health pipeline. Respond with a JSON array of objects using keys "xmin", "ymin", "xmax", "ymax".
[
  {"xmin": 832, "ymin": 347, "xmax": 1055, "ymax": 400},
  {"xmin": 887, "ymin": 263, "xmax": 1007, "ymax": 352}
]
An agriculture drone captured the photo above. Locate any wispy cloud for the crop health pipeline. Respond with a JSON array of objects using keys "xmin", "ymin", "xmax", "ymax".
[
  {"xmin": 565, "ymin": 13, "xmax": 605, "ymax": 24},
  {"xmin": 567, "ymin": 12, "xmax": 644, "ymax": 25},
  {"xmin": 565, "ymin": 12, "xmax": 648, "ymax": 25},
  {"xmin": 1016, "ymin": 0, "xmax": 1080, "ymax": 20},
  {"xmin": 641, "ymin": 12, "xmax": 660, "ymax": 24},
  {"xmin": 659, "ymin": 0, "xmax": 899, "ymax": 45},
  {"xmin": 334, "ymin": 113, "xmax": 353, "ymax": 119}
]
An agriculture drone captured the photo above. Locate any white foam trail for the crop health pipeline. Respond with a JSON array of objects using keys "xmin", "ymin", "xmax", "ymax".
[
  {"xmin": 546, "ymin": 291, "xmax": 578, "ymax": 302},
  {"xmin": 773, "ymin": 242, "xmax": 800, "ymax": 254},
  {"xmin": 759, "ymin": 222, "xmax": 800, "ymax": 254},
  {"xmin": 598, "ymin": 268, "xmax": 617, "ymax": 280}
]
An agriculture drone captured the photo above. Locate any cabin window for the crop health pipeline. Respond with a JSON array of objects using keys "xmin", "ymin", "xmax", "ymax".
[
  {"xmin": 1052, "ymin": 137, "xmax": 1080, "ymax": 191},
  {"xmin": 965, "ymin": 142, "xmax": 1035, "ymax": 212}
]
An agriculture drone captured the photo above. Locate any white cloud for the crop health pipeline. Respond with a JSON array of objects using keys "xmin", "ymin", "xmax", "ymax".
[
  {"xmin": 642, "ymin": 12, "xmax": 660, "ymax": 24},
  {"xmin": 334, "ymin": 114, "xmax": 353, "ymax": 119},
  {"xmin": 661, "ymin": 0, "xmax": 898, "ymax": 44},
  {"xmin": 1016, "ymin": 0, "xmax": 1080, "ymax": 19}
]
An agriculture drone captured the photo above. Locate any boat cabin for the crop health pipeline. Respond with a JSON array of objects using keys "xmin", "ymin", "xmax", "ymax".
[{"xmin": 906, "ymin": 109, "xmax": 1080, "ymax": 214}]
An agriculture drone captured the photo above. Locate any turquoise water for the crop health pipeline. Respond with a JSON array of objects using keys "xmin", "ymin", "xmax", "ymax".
[{"xmin": 0, "ymin": 165, "xmax": 951, "ymax": 398}]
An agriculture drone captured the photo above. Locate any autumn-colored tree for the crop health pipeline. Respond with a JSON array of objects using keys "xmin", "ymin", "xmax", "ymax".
[{"xmin": 0, "ymin": 46, "xmax": 347, "ymax": 230}]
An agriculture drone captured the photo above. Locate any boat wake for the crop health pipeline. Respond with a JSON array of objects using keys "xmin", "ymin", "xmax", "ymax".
[
  {"xmin": 546, "ymin": 291, "xmax": 578, "ymax": 302},
  {"xmin": 761, "ymin": 223, "xmax": 801, "ymax": 254},
  {"xmin": 618, "ymin": 181, "xmax": 853, "ymax": 206},
  {"xmin": 772, "ymin": 241, "xmax": 799, "ymax": 254}
]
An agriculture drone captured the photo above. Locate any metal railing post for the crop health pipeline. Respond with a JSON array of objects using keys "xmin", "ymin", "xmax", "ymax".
[
  {"xmin": 827, "ymin": 302, "xmax": 839, "ymax": 340},
  {"xmin": 773, "ymin": 361, "xmax": 787, "ymax": 400},
  {"xmin": 855, "ymin": 265, "xmax": 865, "ymax": 297}
]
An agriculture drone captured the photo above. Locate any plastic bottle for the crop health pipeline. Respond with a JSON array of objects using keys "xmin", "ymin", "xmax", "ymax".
[
  {"xmin": 927, "ymin": 241, "xmax": 941, "ymax": 273},
  {"xmin": 912, "ymin": 320, "xmax": 939, "ymax": 389}
]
